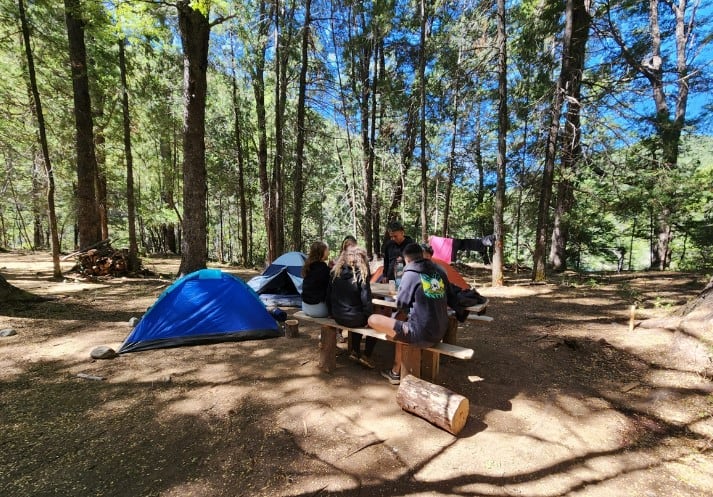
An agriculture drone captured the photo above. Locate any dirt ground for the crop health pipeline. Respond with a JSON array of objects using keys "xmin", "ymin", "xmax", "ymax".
[{"xmin": 1, "ymin": 251, "xmax": 712, "ymax": 497}]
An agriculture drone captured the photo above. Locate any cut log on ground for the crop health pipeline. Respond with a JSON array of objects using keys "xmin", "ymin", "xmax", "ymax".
[
  {"xmin": 396, "ymin": 374, "xmax": 469, "ymax": 435},
  {"xmin": 285, "ymin": 319, "xmax": 299, "ymax": 338}
]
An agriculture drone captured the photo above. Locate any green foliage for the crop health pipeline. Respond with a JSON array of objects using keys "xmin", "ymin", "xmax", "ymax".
[{"xmin": 0, "ymin": 0, "xmax": 710, "ymax": 273}]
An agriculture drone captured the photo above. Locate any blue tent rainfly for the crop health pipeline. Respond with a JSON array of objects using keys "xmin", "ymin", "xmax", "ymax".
[{"xmin": 119, "ymin": 269, "xmax": 281, "ymax": 353}]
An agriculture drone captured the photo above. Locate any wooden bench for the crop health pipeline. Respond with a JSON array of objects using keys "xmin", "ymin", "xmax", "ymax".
[
  {"xmin": 371, "ymin": 298, "xmax": 493, "ymax": 345},
  {"xmin": 293, "ymin": 311, "xmax": 473, "ymax": 382}
]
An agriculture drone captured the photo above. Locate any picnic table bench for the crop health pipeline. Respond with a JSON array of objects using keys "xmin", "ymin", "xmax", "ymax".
[
  {"xmin": 371, "ymin": 297, "xmax": 492, "ymax": 345},
  {"xmin": 293, "ymin": 311, "xmax": 473, "ymax": 382}
]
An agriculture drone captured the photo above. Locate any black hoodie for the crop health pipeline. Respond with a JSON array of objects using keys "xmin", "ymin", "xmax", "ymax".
[
  {"xmin": 301, "ymin": 261, "xmax": 330, "ymax": 305},
  {"xmin": 327, "ymin": 265, "xmax": 373, "ymax": 328},
  {"xmin": 396, "ymin": 258, "xmax": 456, "ymax": 345}
]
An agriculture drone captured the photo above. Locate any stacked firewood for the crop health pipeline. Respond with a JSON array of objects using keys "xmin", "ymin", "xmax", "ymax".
[
  {"xmin": 76, "ymin": 247, "xmax": 129, "ymax": 277},
  {"xmin": 65, "ymin": 240, "xmax": 130, "ymax": 277}
]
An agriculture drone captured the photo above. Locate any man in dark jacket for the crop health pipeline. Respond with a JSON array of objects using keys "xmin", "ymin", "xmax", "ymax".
[
  {"xmin": 379, "ymin": 221, "xmax": 414, "ymax": 283},
  {"xmin": 368, "ymin": 243, "xmax": 458, "ymax": 384}
]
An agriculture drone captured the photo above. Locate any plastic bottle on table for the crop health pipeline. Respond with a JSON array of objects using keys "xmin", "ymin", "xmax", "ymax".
[{"xmin": 394, "ymin": 257, "xmax": 404, "ymax": 290}]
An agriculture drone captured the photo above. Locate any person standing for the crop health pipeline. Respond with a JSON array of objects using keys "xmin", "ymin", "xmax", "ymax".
[
  {"xmin": 379, "ymin": 221, "xmax": 414, "ymax": 283},
  {"xmin": 301, "ymin": 241, "xmax": 330, "ymax": 317},
  {"xmin": 328, "ymin": 245, "xmax": 376, "ymax": 368}
]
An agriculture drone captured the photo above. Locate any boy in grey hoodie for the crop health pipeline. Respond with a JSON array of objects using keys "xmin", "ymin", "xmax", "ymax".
[{"xmin": 368, "ymin": 242, "xmax": 458, "ymax": 384}]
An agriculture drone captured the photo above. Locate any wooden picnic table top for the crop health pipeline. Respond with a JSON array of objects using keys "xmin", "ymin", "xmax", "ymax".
[
  {"xmin": 371, "ymin": 297, "xmax": 492, "ymax": 321},
  {"xmin": 370, "ymin": 282, "xmax": 394, "ymax": 298}
]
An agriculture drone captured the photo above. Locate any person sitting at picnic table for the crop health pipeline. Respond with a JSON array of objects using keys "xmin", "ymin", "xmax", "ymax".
[
  {"xmin": 368, "ymin": 242, "xmax": 460, "ymax": 385},
  {"xmin": 327, "ymin": 244, "xmax": 376, "ymax": 368},
  {"xmin": 378, "ymin": 221, "xmax": 414, "ymax": 283},
  {"xmin": 421, "ymin": 242, "xmax": 487, "ymax": 310},
  {"xmin": 301, "ymin": 241, "xmax": 330, "ymax": 318},
  {"xmin": 420, "ymin": 242, "xmax": 462, "ymax": 304}
]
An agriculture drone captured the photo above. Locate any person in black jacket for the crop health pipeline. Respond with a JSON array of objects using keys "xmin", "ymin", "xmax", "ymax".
[
  {"xmin": 378, "ymin": 221, "xmax": 414, "ymax": 283},
  {"xmin": 328, "ymin": 245, "xmax": 376, "ymax": 368},
  {"xmin": 301, "ymin": 241, "xmax": 330, "ymax": 317}
]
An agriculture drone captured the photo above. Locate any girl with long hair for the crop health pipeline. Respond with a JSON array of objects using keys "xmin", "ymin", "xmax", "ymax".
[
  {"xmin": 328, "ymin": 245, "xmax": 376, "ymax": 368},
  {"xmin": 301, "ymin": 241, "xmax": 330, "ymax": 317}
]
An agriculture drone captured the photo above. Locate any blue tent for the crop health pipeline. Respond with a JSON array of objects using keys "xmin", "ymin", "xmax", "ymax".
[
  {"xmin": 247, "ymin": 251, "xmax": 306, "ymax": 297},
  {"xmin": 119, "ymin": 269, "xmax": 281, "ymax": 353}
]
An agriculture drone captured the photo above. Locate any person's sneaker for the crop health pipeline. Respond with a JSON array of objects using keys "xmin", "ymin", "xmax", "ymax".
[
  {"xmin": 348, "ymin": 351, "xmax": 360, "ymax": 362},
  {"xmin": 381, "ymin": 369, "xmax": 400, "ymax": 385},
  {"xmin": 358, "ymin": 355, "xmax": 375, "ymax": 369},
  {"xmin": 336, "ymin": 330, "xmax": 346, "ymax": 343}
]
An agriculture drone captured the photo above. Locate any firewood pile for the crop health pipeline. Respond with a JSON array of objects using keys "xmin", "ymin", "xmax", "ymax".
[{"xmin": 64, "ymin": 240, "xmax": 131, "ymax": 277}]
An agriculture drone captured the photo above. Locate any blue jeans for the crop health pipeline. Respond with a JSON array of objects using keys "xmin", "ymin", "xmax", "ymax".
[{"xmin": 302, "ymin": 301, "xmax": 328, "ymax": 318}]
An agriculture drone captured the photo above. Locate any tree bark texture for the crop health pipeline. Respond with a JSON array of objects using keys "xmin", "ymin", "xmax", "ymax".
[
  {"xmin": 549, "ymin": 0, "xmax": 590, "ymax": 272},
  {"xmin": 64, "ymin": 0, "xmax": 101, "ymax": 250},
  {"xmin": 177, "ymin": 1, "xmax": 210, "ymax": 276}
]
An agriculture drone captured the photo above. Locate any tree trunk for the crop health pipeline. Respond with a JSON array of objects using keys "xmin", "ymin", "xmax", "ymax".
[
  {"xmin": 273, "ymin": 0, "xmax": 286, "ymax": 255},
  {"xmin": 369, "ymin": 40, "xmax": 381, "ymax": 257},
  {"xmin": 605, "ymin": 0, "xmax": 693, "ymax": 270},
  {"xmin": 359, "ymin": 32, "xmax": 374, "ymax": 258},
  {"xmin": 549, "ymin": 0, "xmax": 590, "ymax": 272},
  {"xmin": 442, "ymin": 47, "xmax": 462, "ymax": 238},
  {"xmin": 252, "ymin": 0, "xmax": 276, "ymax": 262},
  {"xmin": 176, "ymin": 0, "xmax": 210, "ymax": 276},
  {"xmin": 387, "ymin": 103, "xmax": 418, "ymax": 226},
  {"xmin": 292, "ymin": 0, "xmax": 311, "ymax": 251},
  {"xmin": 64, "ymin": 0, "xmax": 101, "ymax": 250},
  {"xmin": 92, "ymin": 91, "xmax": 109, "ymax": 242},
  {"xmin": 31, "ymin": 147, "xmax": 43, "ymax": 250},
  {"xmin": 119, "ymin": 39, "xmax": 139, "ymax": 272},
  {"xmin": 19, "ymin": 0, "xmax": 61, "ymax": 277},
  {"xmin": 418, "ymin": 0, "xmax": 428, "ymax": 243},
  {"xmin": 532, "ymin": 3, "xmax": 569, "ymax": 282},
  {"xmin": 492, "ymin": 0, "xmax": 507, "ymax": 287},
  {"xmin": 229, "ymin": 40, "xmax": 249, "ymax": 265},
  {"xmin": 329, "ymin": 5, "xmax": 359, "ymax": 238}
]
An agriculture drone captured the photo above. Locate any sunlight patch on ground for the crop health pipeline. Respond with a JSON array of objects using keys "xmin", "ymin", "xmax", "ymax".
[
  {"xmin": 688, "ymin": 416, "xmax": 713, "ymax": 439},
  {"xmin": 646, "ymin": 368, "xmax": 713, "ymax": 392},
  {"xmin": 450, "ymin": 447, "xmax": 670, "ymax": 497},
  {"xmin": 667, "ymin": 454, "xmax": 713, "ymax": 493},
  {"xmin": 500, "ymin": 395, "xmax": 628, "ymax": 453},
  {"xmin": 479, "ymin": 285, "xmax": 554, "ymax": 298}
]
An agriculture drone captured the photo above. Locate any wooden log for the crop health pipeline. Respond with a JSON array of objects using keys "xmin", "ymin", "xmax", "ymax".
[
  {"xmin": 318, "ymin": 325, "xmax": 336, "ymax": 373},
  {"xmin": 396, "ymin": 374, "xmax": 469, "ymax": 435},
  {"xmin": 285, "ymin": 319, "xmax": 299, "ymax": 338}
]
